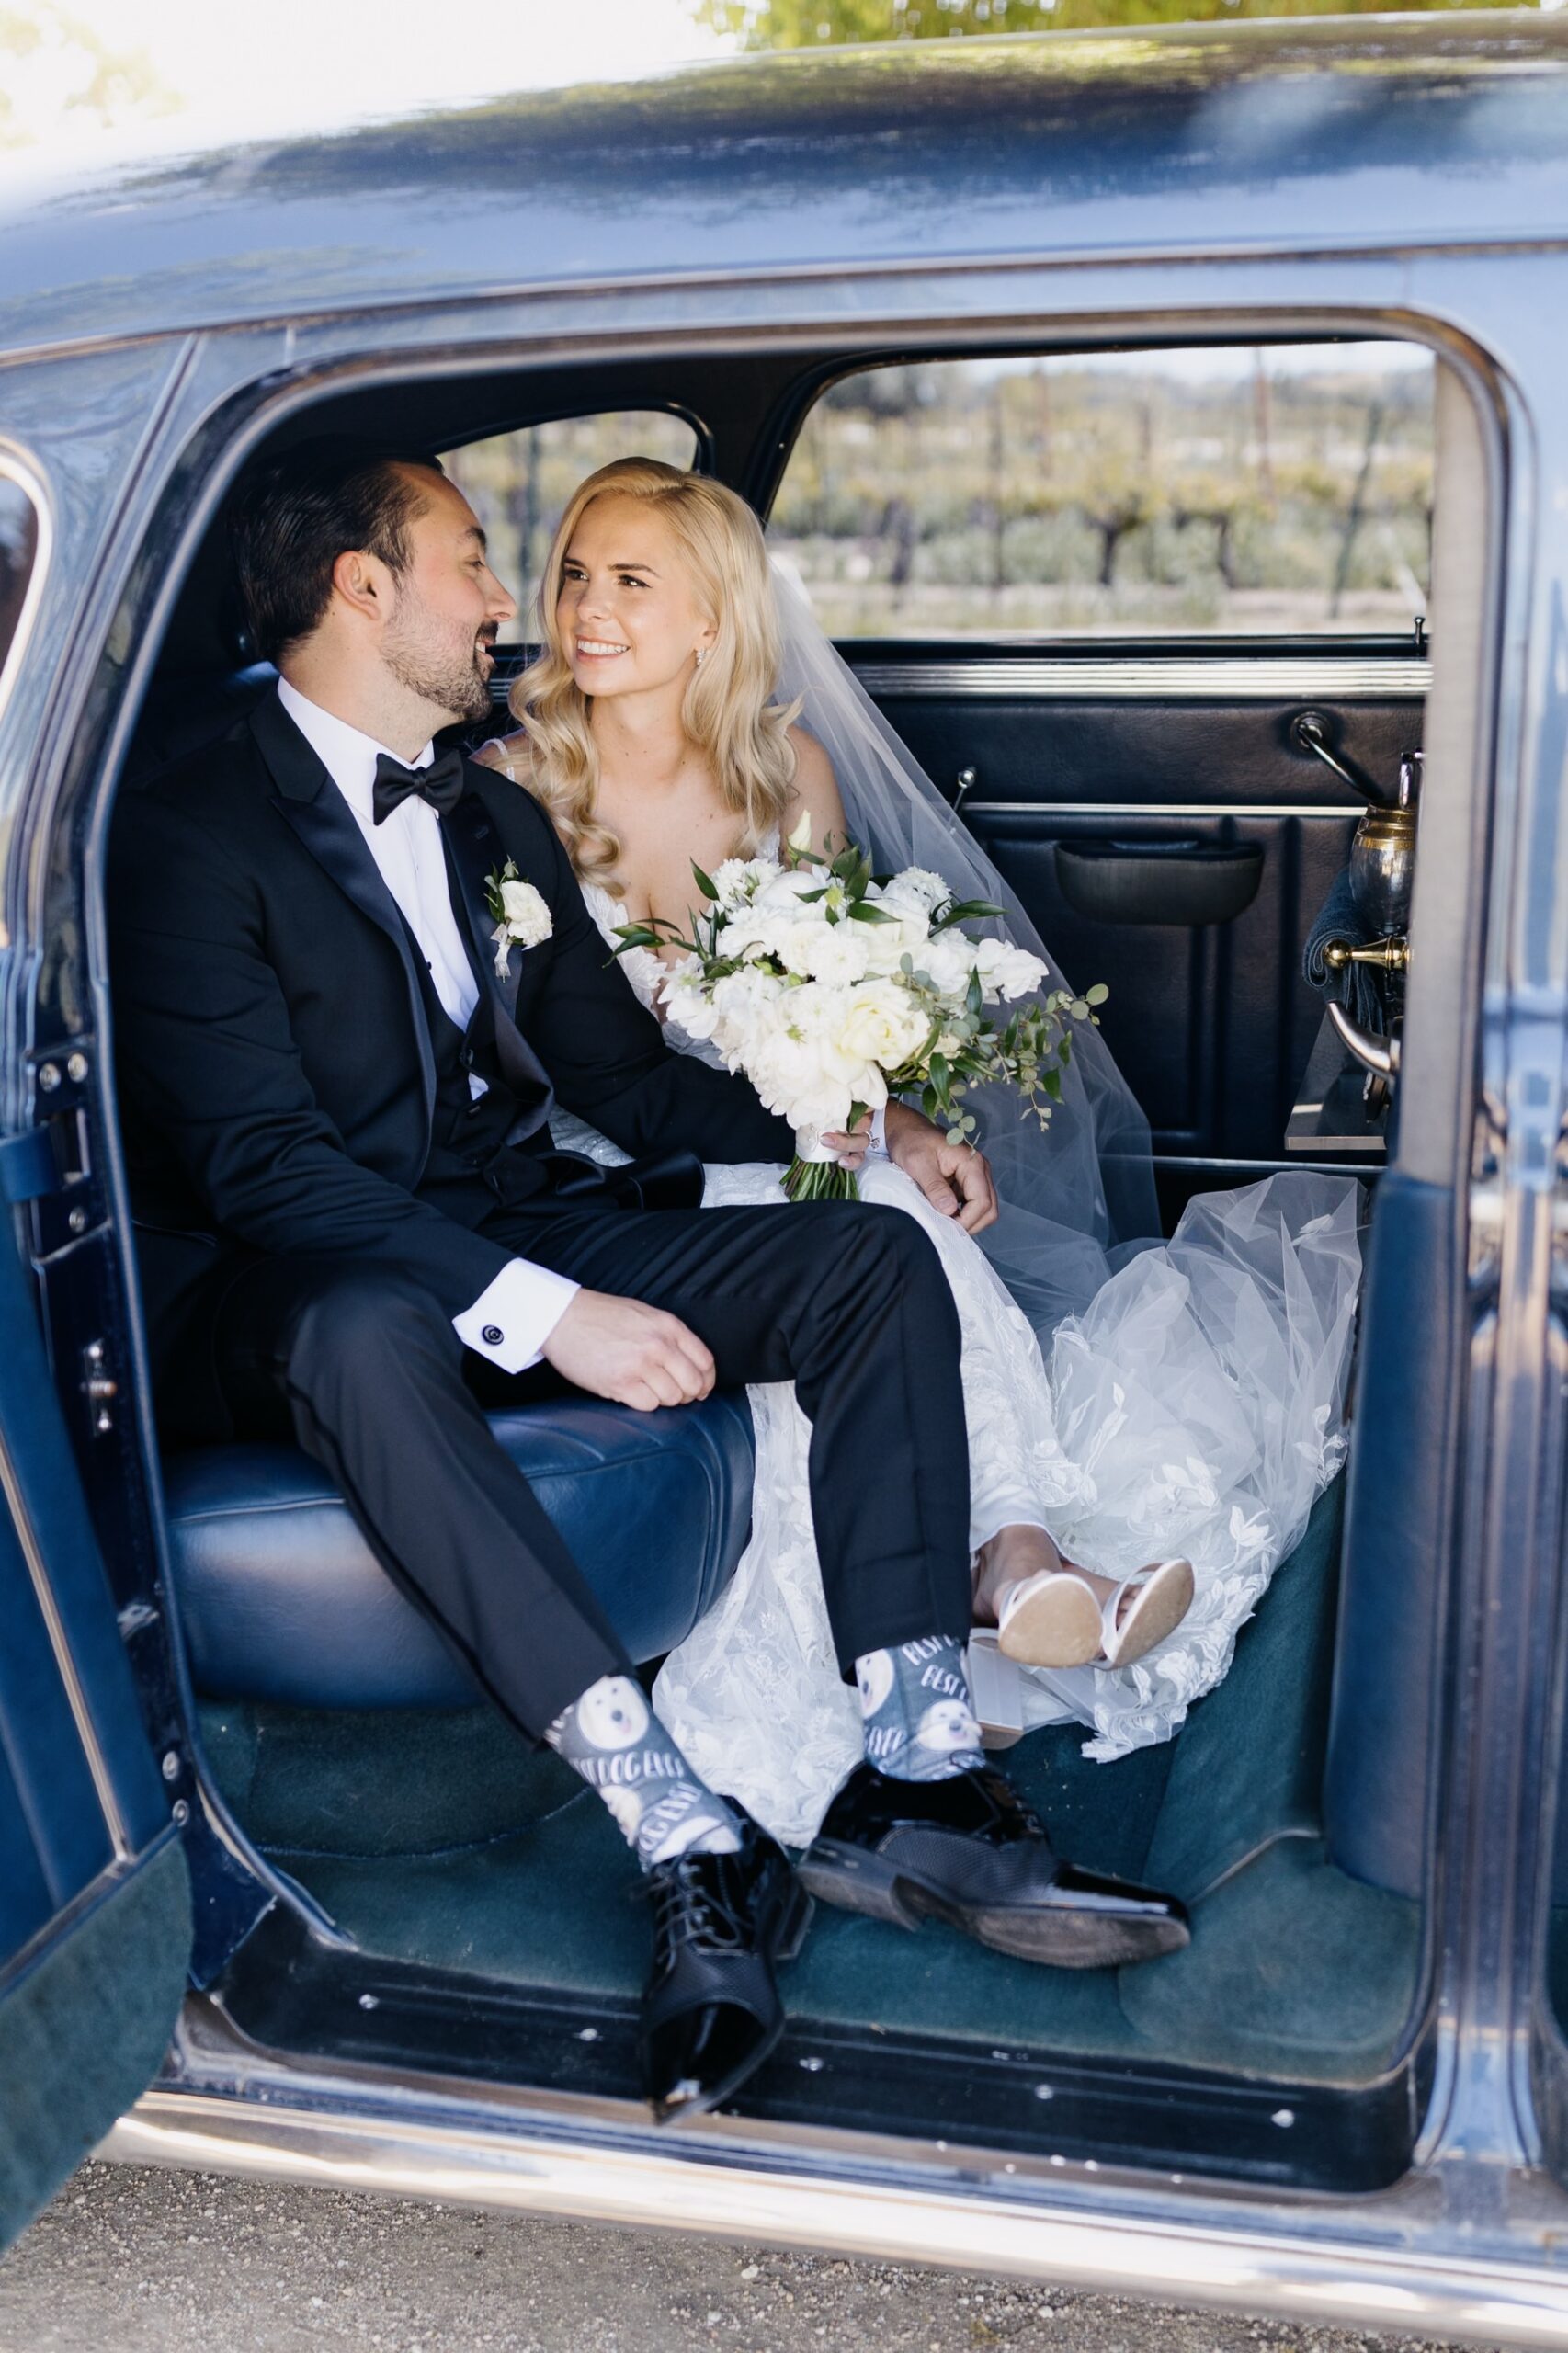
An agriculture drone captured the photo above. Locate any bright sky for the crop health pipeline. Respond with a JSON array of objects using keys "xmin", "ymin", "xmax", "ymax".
[{"xmin": 6, "ymin": 0, "xmax": 733, "ymax": 160}]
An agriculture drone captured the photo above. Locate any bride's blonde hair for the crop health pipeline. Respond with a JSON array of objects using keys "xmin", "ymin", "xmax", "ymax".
[{"xmin": 506, "ymin": 458, "xmax": 798, "ymax": 887}]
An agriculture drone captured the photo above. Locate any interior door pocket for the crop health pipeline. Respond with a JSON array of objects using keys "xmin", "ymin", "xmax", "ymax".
[{"xmin": 1055, "ymin": 839, "xmax": 1265, "ymax": 928}]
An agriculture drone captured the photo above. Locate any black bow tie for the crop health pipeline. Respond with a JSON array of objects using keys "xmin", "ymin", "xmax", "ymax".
[{"xmin": 371, "ymin": 746, "xmax": 466, "ymax": 826}]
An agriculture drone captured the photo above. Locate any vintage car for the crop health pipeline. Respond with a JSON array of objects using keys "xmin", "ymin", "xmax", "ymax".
[{"xmin": 3, "ymin": 14, "xmax": 1568, "ymax": 2339}]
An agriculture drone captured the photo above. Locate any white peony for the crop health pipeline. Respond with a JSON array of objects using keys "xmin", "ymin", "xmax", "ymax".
[
  {"xmin": 913, "ymin": 931, "xmax": 979, "ymax": 998},
  {"xmin": 659, "ymin": 953, "xmax": 722, "ymax": 1040},
  {"xmin": 974, "ymin": 937, "xmax": 1048, "ymax": 1003},
  {"xmin": 796, "ymin": 923, "xmax": 874, "ymax": 987},
  {"xmin": 882, "ymin": 866, "xmax": 950, "ymax": 915},
  {"xmin": 710, "ymin": 857, "xmax": 774, "ymax": 911}
]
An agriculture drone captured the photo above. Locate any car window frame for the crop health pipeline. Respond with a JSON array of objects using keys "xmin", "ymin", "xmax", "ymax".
[
  {"xmin": 753, "ymin": 338, "xmax": 1439, "ymax": 650},
  {"xmin": 0, "ymin": 446, "xmax": 50, "ymax": 731}
]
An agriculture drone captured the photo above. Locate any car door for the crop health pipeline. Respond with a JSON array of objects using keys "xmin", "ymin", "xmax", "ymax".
[
  {"xmin": 0, "ymin": 457, "xmax": 191, "ymax": 2252},
  {"xmin": 0, "ymin": 1142, "xmax": 191, "ymax": 2250}
]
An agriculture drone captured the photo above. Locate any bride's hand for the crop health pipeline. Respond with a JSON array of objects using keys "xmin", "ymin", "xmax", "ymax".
[
  {"xmin": 883, "ymin": 1103, "xmax": 999, "ymax": 1234},
  {"xmin": 821, "ymin": 1113, "xmax": 874, "ymax": 1173}
]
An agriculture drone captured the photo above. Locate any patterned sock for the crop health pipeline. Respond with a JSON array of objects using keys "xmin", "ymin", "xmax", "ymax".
[
  {"xmin": 855, "ymin": 1633, "xmax": 985, "ymax": 1782},
  {"xmin": 546, "ymin": 1673, "xmax": 743, "ymax": 1870}
]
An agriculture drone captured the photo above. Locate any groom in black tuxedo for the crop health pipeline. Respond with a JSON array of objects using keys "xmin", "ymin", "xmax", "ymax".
[{"xmin": 111, "ymin": 442, "xmax": 1185, "ymax": 2121}]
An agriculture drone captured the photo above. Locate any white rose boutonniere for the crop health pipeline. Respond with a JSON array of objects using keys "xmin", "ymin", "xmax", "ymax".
[{"xmin": 484, "ymin": 858, "xmax": 553, "ymax": 980}]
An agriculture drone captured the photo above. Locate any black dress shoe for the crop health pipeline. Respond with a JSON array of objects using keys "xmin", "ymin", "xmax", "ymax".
[
  {"xmin": 640, "ymin": 1809, "xmax": 813, "ymax": 2124},
  {"xmin": 798, "ymin": 1761, "xmax": 1188, "ymax": 1970}
]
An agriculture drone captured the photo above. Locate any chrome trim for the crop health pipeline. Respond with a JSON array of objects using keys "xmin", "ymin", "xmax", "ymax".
[
  {"xmin": 105, "ymin": 2079, "xmax": 1568, "ymax": 2349},
  {"xmin": 0, "ymin": 443, "xmax": 51, "ymax": 933},
  {"xmin": 964, "ymin": 801, "xmax": 1359, "ymax": 820},
  {"xmin": 850, "ymin": 658, "xmax": 1432, "ymax": 701},
  {"xmin": 1328, "ymin": 999, "xmax": 1402, "ymax": 1079},
  {"xmin": 0, "ymin": 1414, "xmax": 131, "ymax": 1859}
]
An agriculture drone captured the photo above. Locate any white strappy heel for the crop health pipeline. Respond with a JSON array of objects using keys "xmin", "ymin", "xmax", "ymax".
[{"xmin": 996, "ymin": 1556, "xmax": 1194, "ymax": 1673}]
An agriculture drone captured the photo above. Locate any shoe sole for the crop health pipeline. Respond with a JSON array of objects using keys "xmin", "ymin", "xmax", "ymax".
[
  {"xmin": 652, "ymin": 1879, "xmax": 816, "ymax": 2126},
  {"xmin": 797, "ymin": 1842, "xmax": 1187, "ymax": 1970},
  {"xmin": 997, "ymin": 1576, "xmax": 1102, "ymax": 1669},
  {"xmin": 1105, "ymin": 1558, "xmax": 1195, "ymax": 1668}
]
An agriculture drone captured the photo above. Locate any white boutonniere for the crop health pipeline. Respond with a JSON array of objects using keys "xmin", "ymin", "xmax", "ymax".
[{"xmin": 484, "ymin": 858, "xmax": 552, "ymax": 979}]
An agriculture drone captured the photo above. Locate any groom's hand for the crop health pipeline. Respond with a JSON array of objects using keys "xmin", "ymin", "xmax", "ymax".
[
  {"xmin": 884, "ymin": 1102, "xmax": 999, "ymax": 1235},
  {"xmin": 542, "ymin": 1289, "xmax": 716, "ymax": 1412}
]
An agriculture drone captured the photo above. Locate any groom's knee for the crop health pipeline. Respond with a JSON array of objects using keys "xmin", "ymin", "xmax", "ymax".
[
  {"xmin": 842, "ymin": 1203, "xmax": 958, "ymax": 1329},
  {"xmin": 285, "ymin": 1269, "xmax": 461, "ymax": 1405}
]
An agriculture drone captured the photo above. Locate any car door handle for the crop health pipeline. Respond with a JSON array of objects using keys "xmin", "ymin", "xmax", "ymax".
[{"xmin": 1054, "ymin": 838, "xmax": 1264, "ymax": 927}]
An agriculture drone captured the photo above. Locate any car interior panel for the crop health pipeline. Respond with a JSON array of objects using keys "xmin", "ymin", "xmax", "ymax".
[{"xmin": 47, "ymin": 320, "xmax": 1470, "ymax": 2209}]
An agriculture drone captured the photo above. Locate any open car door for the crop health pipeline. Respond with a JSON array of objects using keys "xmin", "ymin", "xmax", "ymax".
[{"xmin": 0, "ymin": 1142, "xmax": 190, "ymax": 2250}]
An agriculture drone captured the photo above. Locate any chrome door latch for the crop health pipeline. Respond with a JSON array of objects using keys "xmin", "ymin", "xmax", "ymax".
[{"xmin": 81, "ymin": 1337, "xmax": 118, "ymax": 1436}]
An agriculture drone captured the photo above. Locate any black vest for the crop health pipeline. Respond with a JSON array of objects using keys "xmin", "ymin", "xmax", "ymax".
[
  {"xmin": 406, "ymin": 837, "xmax": 703, "ymax": 1227},
  {"xmin": 407, "ymin": 932, "xmax": 528, "ymax": 1222}
]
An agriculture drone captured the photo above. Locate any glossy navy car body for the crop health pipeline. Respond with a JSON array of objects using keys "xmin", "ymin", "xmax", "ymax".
[{"xmin": 3, "ymin": 16, "xmax": 1568, "ymax": 2339}]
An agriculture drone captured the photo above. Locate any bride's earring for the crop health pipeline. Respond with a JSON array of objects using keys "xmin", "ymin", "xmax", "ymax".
[{"xmin": 694, "ymin": 646, "xmax": 708, "ymax": 667}]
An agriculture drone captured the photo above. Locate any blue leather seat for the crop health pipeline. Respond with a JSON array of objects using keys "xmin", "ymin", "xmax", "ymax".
[{"xmin": 163, "ymin": 1395, "xmax": 755, "ymax": 1710}]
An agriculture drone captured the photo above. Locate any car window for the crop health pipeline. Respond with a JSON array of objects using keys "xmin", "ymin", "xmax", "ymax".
[
  {"xmin": 0, "ymin": 470, "xmax": 40, "ymax": 700},
  {"xmin": 443, "ymin": 411, "xmax": 699, "ymax": 642},
  {"xmin": 768, "ymin": 344, "xmax": 1434, "ymax": 641}
]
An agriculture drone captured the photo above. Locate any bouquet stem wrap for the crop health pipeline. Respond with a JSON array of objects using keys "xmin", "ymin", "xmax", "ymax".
[{"xmin": 783, "ymin": 1129, "xmax": 859, "ymax": 1203}]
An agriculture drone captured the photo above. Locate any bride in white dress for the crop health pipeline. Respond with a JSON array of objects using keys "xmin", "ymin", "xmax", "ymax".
[{"xmin": 477, "ymin": 459, "xmax": 1362, "ymax": 1847}]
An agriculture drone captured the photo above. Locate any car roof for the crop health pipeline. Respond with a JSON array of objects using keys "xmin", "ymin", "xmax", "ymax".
[{"xmin": 0, "ymin": 16, "xmax": 1565, "ymax": 361}]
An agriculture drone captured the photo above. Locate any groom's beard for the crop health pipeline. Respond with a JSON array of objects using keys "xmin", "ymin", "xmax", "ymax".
[{"xmin": 383, "ymin": 608, "xmax": 495, "ymax": 724}]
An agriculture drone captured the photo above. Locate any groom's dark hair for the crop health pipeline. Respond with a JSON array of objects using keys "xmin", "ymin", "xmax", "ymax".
[{"xmin": 231, "ymin": 438, "xmax": 445, "ymax": 665}]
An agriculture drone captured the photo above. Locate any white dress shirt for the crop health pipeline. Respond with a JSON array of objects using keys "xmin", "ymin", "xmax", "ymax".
[{"xmin": 277, "ymin": 679, "xmax": 578, "ymax": 1374}]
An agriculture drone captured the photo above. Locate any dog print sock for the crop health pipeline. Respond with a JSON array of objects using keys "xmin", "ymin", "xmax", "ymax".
[
  {"xmin": 547, "ymin": 1673, "xmax": 743, "ymax": 1869},
  {"xmin": 855, "ymin": 1633, "xmax": 985, "ymax": 1782}
]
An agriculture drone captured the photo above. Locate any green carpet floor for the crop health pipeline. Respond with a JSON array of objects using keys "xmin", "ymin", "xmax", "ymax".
[{"xmin": 199, "ymin": 1478, "xmax": 1423, "ymax": 2086}]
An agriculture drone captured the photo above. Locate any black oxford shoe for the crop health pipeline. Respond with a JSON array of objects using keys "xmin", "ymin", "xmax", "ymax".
[
  {"xmin": 798, "ymin": 1761, "xmax": 1188, "ymax": 1970},
  {"xmin": 640, "ymin": 1809, "xmax": 813, "ymax": 2124}
]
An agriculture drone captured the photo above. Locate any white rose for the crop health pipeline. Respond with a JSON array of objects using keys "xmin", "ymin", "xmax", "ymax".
[
  {"xmin": 834, "ymin": 982, "xmax": 931, "ymax": 1074},
  {"xmin": 498, "ymin": 878, "xmax": 552, "ymax": 947},
  {"xmin": 756, "ymin": 867, "xmax": 824, "ymax": 912}
]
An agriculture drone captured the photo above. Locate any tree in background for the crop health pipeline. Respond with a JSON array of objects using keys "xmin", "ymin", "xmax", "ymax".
[
  {"xmin": 0, "ymin": 5, "xmax": 173, "ymax": 148},
  {"xmin": 695, "ymin": 0, "xmax": 1533, "ymax": 39}
]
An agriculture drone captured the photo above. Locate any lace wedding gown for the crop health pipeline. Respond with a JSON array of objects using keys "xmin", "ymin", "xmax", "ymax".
[{"xmin": 552, "ymin": 847, "xmax": 1361, "ymax": 1845}]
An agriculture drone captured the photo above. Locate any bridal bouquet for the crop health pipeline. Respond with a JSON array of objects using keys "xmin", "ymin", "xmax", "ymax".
[{"xmin": 614, "ymin": 816, "xmax": 1108, "ymax": 1202}]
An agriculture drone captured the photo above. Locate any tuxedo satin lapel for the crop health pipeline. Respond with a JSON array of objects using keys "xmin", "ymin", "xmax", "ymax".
[
  {"xmin": 440, "ymin": 782, "xmax": 554, "ymax": 1130},
  {"xmin": 251, "ymin": 691, "xmax": 437, "ymax": 1130}
]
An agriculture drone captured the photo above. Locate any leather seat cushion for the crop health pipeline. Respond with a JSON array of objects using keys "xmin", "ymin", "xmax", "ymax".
[{"xmin": 164, "ymin": 1394, "xmax": 755, "ymax": 1710}]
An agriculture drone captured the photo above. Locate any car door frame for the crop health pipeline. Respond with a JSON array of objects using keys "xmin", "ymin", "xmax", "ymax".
[{"xmin": 10, "ymin": 240, "xmax": 1563, "ymax": 2330}]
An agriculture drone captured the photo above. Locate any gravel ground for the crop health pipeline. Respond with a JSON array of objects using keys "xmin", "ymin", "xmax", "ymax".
[{"xmin": 0, "ymin": 2162, "xmax": 1471, "ymax": 2353}]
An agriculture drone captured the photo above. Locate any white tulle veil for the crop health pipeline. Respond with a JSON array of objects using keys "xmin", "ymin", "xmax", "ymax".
[{"xmin": 769, "ymin": 561, "xmax": 1160, "ymax": 1333}]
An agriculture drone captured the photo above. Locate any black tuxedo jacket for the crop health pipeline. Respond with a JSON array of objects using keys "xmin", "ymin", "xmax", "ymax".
[{"xmin": 109, "ymin": 688, "xmax": 791, "ymax": 1373}]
